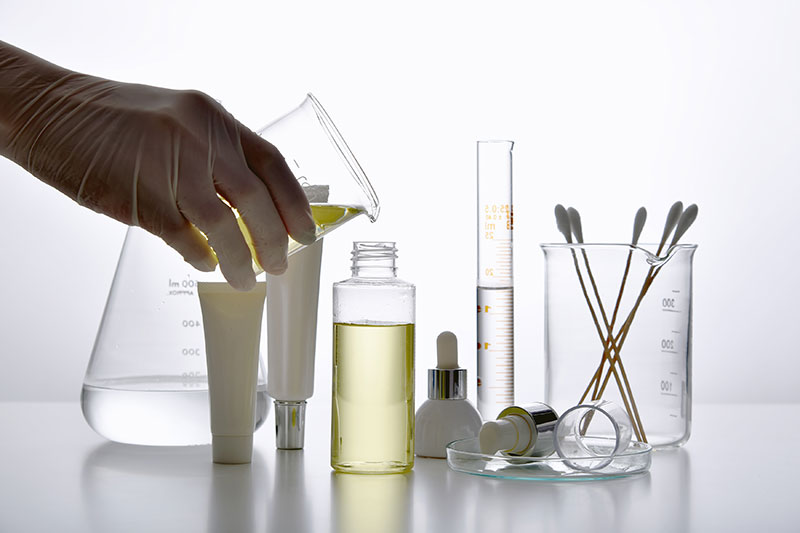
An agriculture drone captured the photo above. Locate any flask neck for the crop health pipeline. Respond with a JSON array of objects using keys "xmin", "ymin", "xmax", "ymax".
[{"xmin": 351, "ymin": 242, "xmax": 398, "ymax": 279}]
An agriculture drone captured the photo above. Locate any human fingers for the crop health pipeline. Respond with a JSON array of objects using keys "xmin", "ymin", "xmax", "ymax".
[
  {"xmin": 90, "ymin": 125, "xmax": 220, "ymax": 275},
  {"xmin": 175, "ymin": 153, "xmax": 257, "ymax": 291},
  {"xmin": 238, "ymin": 127, "xmax": 317, "ymax": 245},
  {"xmin": 213, "ymin": 152, "xmax": 290, "ymax": 275},
  {"xmin": 181, "ymin": 194, "xmax": 257, "ymax": 290},
  {"xmin": 155, "ymin": 218, "xmax": 218, "ymax": 273}
]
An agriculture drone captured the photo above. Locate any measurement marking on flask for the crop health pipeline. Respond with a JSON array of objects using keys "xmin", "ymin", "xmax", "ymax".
[{"xmin": 168, "ymin": 275, "xmax": 198, "ymax": 296}]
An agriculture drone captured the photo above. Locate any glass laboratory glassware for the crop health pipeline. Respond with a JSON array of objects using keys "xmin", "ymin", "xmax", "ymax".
[
  {"xmin": 331, "ymin": 242, "xmax": 416, "ymax": 474},
  {"xmin": 82, "ymin": 93, "xmax": 379, "ymax": 446},
  {"xmin": 81, "ymin": 227, "xmax": 268, "ymax": 446},
  {"xmin": 446, "ymin": 437, "xmax": 651, "ymax": 480},
  {"xmin": 257, "ymin": 94, "xmax": 380, "ymax": 249},
  {"xmin": 476, "ymin": 140, "xmax": 515, "ymax": 420},
  {"xmin": 554, "ymin": 400, "xmax": 633, "ymax": 471},
  {"xmin": 542, "ymin": 243, "xmax": 696, "ymax": 448}
]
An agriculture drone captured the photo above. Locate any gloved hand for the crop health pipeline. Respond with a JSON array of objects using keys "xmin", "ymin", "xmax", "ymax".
[{"xmin": 0, "ymin": 41, "xmax": 316, "ymax": 290}]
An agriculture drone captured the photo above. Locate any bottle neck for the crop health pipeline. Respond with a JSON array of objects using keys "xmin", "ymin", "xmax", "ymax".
[{"xmin": 351, "ymin": 242, "xmax": 398, "ymax": 279}]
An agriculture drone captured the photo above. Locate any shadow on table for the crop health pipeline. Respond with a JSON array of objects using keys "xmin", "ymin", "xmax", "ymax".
[{"xmin": 80, "ymin": 442, "xmax": 268, "ymax": 533}]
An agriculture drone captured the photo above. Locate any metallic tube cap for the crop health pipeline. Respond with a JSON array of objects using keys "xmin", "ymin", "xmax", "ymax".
[
  {"xmin": 274, "ymin": 400, "xmax": 306, "ymax": 449},
  {"xmin": 428, "ymin": 368, "xmax": 467, "ymax": 400}
]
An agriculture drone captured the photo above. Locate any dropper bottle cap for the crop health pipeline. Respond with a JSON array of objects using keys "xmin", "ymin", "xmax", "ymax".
[{"xmin": 428, "ymin": 331, "xmax": 467, "ymax": 400}]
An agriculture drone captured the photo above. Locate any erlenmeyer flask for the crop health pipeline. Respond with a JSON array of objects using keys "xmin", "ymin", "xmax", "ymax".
[
  {"xmin": 82, "ymin": 93, "xmax": 379, "ymax": 445},
  {"xmin": 81, "ymin": 227, "xmax": 267, "ymax": 446}
]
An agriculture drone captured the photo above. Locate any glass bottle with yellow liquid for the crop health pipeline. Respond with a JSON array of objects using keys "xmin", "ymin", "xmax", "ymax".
[{"xmin": 331, "ymin": 242, "xmax": 415, "ymax": 474}]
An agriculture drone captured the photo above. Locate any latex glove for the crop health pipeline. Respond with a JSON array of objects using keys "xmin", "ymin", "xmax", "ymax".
[{"xmin": 0, "ymin": 41, "xmax": 316, "ymax": 290}]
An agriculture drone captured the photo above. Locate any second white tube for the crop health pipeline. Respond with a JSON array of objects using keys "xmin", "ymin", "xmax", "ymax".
[{"xmin": 266, "ymin": 240, "xmax": 324, "ymax": 449}]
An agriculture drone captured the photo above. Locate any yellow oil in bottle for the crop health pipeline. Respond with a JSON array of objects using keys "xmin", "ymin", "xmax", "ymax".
[
  {"xmin": 331, "ymin": 323, "xmax": 415, "ymax": 474},
  {"xmin": 238, "ymin": 204, "xmax": 364, "ymax": 272}
]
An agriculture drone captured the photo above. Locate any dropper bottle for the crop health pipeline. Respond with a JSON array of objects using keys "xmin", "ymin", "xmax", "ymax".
[{"xmin": 415, "ymin": 331, "xmax": 482, "ymax": 459}]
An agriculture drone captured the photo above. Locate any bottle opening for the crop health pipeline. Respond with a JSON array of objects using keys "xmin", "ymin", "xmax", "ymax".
[{"xmin": 351, "ymin": 241, "xmax": 398, "ymax": 276}]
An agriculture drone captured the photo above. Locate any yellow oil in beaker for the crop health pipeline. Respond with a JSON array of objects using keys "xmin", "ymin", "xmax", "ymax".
[{"xmin": 237, "ymin": 204, "xmax": 365, "ymax": 273}]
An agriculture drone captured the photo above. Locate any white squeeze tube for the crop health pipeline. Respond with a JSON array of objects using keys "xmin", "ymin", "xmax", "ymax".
[
  {"xmin": 198, "ymin": 282, "xmax": 267, "ymax": 464},
  {"xmin": 476, "ymin": 140, "xmax": 515, "ymax": 420},
  {"xmin": 266, "ymin": 239, "xmax": 324, "ymax": 449}
]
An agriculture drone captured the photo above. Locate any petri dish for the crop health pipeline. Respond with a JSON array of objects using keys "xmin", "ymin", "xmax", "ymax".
[{"xmin": 446, "ymin": 437, "xmax": 651, "ymax": 481}]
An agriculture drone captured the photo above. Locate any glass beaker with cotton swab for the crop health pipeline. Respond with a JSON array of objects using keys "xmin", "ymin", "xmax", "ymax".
[{"xmin": 543, "ymin": 202, "xmax": 698, "ymax": 447}]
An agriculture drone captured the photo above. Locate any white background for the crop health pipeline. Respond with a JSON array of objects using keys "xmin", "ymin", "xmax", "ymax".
[{"xmin": 1, "ymin": 0, "xmax": 798, "ymax": 406}]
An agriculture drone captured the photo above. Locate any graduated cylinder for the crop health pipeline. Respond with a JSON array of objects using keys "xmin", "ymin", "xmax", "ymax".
[{"xmin": 476, "ymin": 140, "xmax": 515, "ymax": 420}]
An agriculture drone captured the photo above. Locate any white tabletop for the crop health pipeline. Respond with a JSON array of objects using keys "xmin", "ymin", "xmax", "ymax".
[{"xmin": 0, "ymin": 402, "xmax": 797, "ymax": 533}]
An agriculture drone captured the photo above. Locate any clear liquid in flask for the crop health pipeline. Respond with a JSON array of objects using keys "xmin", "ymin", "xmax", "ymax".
[{"xmin": 81, "ymin": 376, "xmax": 269, "ymax": 446}]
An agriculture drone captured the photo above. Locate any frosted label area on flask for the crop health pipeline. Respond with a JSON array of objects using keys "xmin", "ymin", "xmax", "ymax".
[{"xmin": 477, "ymin": 286, "xmax": 514, "ymax": 420}]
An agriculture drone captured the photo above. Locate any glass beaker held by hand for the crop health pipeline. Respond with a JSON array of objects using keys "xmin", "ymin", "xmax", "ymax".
[
  {"xmin": 542, "ymin": 243, "xmax": 696, "ymax": 448},
  {"xmin": 82, "ymin": 94, "xmax": 379, "ymax": 446},
  {"xmin": 257, "ymin": 93, "xmax": 380, "ymax": 257}
]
